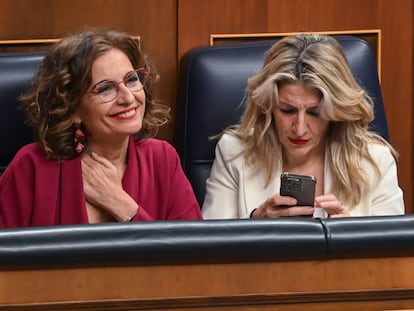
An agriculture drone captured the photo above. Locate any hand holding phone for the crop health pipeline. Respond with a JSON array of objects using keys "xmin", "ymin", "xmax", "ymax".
[{"xmin": 280, "ymin": 172, "xmax": 316, "ymax": 206}]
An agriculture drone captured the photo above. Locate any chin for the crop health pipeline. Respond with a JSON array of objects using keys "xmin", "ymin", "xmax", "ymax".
[
  {"xmin": 287, "ymin": 146, "xmax": 313, "ymax": 157},
  {"xmin": 128, "ymin": 125, "xmax": 142, "ymax": 135},
  {"xmin": 128, "ymin": 118, "xmax": 143, "ymax": 131}
]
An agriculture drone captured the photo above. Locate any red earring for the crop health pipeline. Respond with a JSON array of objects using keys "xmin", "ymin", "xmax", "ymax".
[{"xmin": 74, "ymin": 122, "xmax": 85, "ymax": 154}]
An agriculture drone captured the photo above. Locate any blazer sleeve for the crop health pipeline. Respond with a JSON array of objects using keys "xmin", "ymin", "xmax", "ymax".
[
  {"xmin": 162, "ymin": 143, "xmax": 202, "ymax": 220},
  {"xmin": 370, "ymin": 145, "xmax": 405, "ymax": 215},
  {"xmin": 202, "ymin": 135, "xmax": 241, "ymax": 219}
]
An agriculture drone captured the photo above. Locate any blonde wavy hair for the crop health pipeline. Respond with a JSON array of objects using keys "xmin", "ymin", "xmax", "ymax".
[
  {"xmin": 21, "ymin": 28, "xmax": 170, "ymax": 160},
  {"xmin": 226, "ymin": 33, "xmax": 396, "ymax": 206}
]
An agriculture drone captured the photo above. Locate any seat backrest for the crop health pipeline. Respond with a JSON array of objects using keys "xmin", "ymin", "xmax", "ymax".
[
  {"xmin": 0, "ymin": 52, "xmax": 44, "ymax": 175},
  {"xmin": 175, "ymin": 35, "xmax": 389, "ymax": 206}
]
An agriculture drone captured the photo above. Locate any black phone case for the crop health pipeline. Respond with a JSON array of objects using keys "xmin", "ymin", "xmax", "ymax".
[{"xmin": 280, "ymin": 172, "xmax": 316, "ymax": 206}]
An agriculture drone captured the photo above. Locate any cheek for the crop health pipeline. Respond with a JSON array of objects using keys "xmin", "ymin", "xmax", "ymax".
[
  {"xmin": 76, "ymin": 102, "xmax": 108, "ymax": 130},
  {"xmin": 273, "ymin": 112, "xmax": 291, "ymax": 133},
  {"xmin": 274, "ymin": 120, "xmax": 292, "ymax": 143},
  {"xmin": 310, "ymin": 119, "xmax": 329, "ymax": 137},
  {"xmin": 134, "ymin": 90, "xmax": 146, "ymax": 105}
]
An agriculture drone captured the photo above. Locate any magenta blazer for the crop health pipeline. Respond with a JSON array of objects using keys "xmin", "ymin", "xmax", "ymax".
[{"xmin": 0, "ymin": 137, "xmax": 202, "ymax": 227}]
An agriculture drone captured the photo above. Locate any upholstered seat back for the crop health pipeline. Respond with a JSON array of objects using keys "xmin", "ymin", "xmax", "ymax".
[
  {"xmin": 175, "ymin": 35, "xmax": 389, "ymax": 206},
  {"xmin": 0, "ymin": 52, "xmax": 44, "ymax": 175}
]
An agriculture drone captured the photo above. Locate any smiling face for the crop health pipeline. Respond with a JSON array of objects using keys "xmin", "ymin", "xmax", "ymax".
[
  {"xmin": 75, "ymin": 48, "xmax": 145, "ymax": 147},
  {"xmin": 273, "ymin": 83, "xmax": 329, "ymax": 163}
]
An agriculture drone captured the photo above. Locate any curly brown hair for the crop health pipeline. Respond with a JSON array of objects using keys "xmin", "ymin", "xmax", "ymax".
[{"xmin": 21, "ymin": 28, "xmax": 170, "ymax": 160}]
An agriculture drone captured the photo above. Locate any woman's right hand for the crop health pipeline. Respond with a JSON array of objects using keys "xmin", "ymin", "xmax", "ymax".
[
  {"xmin": 81, "ymin": 152, "xmax": 138, "ymax": 221},
  {"xmin": 251, "ymin": 194, "xmax": 314, "ymax": 218}
]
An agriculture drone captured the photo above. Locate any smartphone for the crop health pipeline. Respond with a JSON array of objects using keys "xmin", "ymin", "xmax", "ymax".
[{"xmin": 280, "ymin": 172, "xmax": 316, "ymax": 206}]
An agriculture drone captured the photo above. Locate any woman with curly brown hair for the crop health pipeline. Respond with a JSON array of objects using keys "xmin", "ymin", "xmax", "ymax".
[{"xmin": 0, "ymin": 28, "xmax": 201, "ymax": 227}]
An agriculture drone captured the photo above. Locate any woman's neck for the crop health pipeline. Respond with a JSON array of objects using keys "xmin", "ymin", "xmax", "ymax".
[
  {"xmin": 283, "ymin": 152, "xmax": 325, "ymax": 176},
  {"xmin": 87, "ymin": 138, "xmax": 129, "ymax": 168}
]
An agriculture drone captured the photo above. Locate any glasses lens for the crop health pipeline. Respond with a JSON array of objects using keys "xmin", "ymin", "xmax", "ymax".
[
  {"xmin": 96, "ymin": 81, "xmax": 117, "ymax": 102},
  {"xmin": 124, "ymin": 71, "xmax": 143, "ymax": 92},
  {"xmin": 125, "ymin": 69, "xmax": 148, "ymax": 93}
]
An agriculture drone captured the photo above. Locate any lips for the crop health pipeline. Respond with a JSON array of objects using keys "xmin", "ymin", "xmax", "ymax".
[
  {"xmin": 110, "ymin": 108, "xmax": 137, "ymax": 120},
  {"xmin": 289, "ymin": 138, "xmax": 308, "ymax": 145}
]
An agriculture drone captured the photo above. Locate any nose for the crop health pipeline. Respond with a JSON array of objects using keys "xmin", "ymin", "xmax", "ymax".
[
  {"xmin": 293, "ymin": 112, "xmax": 307, "ymax": 136},
  {"xmin": 116, "ymin": 83, "xmax": 135, "ymax": 104}
]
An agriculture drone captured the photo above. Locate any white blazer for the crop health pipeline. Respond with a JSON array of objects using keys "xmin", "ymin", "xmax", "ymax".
[{"xmin": 202, "ymin": 134, "xmax": 405, "ymax": 219}]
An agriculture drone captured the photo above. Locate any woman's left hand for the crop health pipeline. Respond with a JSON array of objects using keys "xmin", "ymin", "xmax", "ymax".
[{"xmin": 314, "ymin": 194, "xmax": 350, "ymax": 218}]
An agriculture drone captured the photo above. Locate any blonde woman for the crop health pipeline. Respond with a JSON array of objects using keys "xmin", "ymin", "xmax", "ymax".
[{"xmin": 202, "ymin": 33, "xmax": 404, "ymax": 219}]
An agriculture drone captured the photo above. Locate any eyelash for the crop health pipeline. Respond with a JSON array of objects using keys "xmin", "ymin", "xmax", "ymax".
[
  {"xmin": 308, "ymin": 110, "xmax": 320, "ymax": 117},
  {"xmin": 279, "ymin": 108, "xmax": 295, "ymax": 114},
  {"xmin": 96, "ymin": 83, "xmax": 113, "ymax": 94},
  {"xmin": 279, "ymin": 108, "xmax": 320, "ymax": 117}
]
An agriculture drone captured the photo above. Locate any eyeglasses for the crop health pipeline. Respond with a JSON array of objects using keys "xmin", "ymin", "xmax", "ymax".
[{"xmin": 89, "ymin": 68, "xmax": 149, "ymax": 103}]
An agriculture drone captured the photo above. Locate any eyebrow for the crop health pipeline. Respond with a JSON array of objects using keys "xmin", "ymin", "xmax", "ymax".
[{"xmin": 94, "ymin": 79, "xmax": 112, "ymax": 86}]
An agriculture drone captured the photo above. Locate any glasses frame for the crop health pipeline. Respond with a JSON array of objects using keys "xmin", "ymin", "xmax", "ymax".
[{"xmin": 89, "ymin": 68, "xmax": 149, "ymax": 103}]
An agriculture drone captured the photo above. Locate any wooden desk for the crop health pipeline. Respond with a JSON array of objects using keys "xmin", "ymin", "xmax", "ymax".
[
  {"xmin": 1, "ymin": 256, "xmax": 414, "ymax": 310},
  {"xmin": 1, "ymin": 217, "xmax": 414, "ymax": 310}
]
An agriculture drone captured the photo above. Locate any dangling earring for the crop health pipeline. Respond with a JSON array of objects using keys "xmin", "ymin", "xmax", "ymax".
[{"xmin": 74, "ymin": 122, "xmax": 85, "ymax": 154}]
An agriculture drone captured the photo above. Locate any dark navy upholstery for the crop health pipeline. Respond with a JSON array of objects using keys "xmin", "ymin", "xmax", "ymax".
[
  {"xmin": 175, "ymin": 36, "xmax": 389, "ymax": 206},
  {"xmin": 0, "ymin": 52, "xmax": 44, "ymax": 175}
]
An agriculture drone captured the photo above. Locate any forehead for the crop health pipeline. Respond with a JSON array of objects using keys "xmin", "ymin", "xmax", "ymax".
[
  {"xmin": 91, "ymin": 48, "xmax": 134, "ymax": 79},
  {"xmin": 278, "ymin": 83, "xmax": 321, "ymax": 106}
]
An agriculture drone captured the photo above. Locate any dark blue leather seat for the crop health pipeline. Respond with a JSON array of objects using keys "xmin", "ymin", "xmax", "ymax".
[
  {"xmin": 175, "ymin": 35, "xmax": 389, "ymax": 206},
  {"xmin": 1, "ymin": 215, "xmax": 413, "ymax": 267},
  {"xmin": 0, "ymin": 52, "xmax": 44, "ymax": 175}
]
